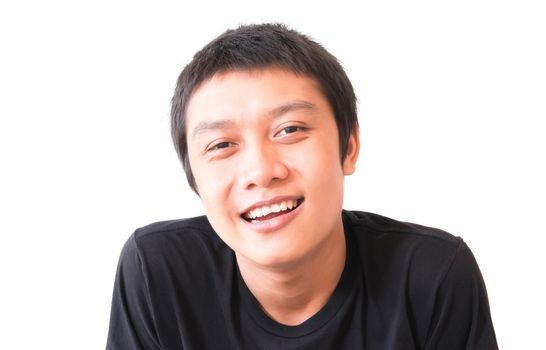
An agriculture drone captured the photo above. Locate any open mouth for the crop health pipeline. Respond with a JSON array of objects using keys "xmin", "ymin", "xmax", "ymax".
[{"xmin": 242, "ymin": 198, "xmax": 304, "ymax": 222}]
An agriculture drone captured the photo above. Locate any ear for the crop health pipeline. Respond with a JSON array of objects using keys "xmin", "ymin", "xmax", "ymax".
[{"xmin": 342, "ymin": 127, "xmax": 360, "ymax": 175}]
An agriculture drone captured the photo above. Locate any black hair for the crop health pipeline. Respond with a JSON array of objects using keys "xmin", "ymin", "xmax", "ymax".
[{"xmin": 171, "ymin": 23, "xmax": 358, "ymax": 193}]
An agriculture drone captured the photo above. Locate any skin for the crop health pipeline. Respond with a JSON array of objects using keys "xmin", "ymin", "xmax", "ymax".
[{"xmin": 186, "ymin": 67, "xmax": 360, "ymax": 325}]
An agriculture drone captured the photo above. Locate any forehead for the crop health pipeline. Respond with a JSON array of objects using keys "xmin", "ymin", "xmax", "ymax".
[{"xmin": 185, "ymin": 68, "xmax": 330, "ymax": 131}]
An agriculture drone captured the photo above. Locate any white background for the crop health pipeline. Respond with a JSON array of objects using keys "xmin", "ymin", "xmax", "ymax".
[{"xmin": 1, "ymin": 0, "xmax": 544, "ymax": 349}]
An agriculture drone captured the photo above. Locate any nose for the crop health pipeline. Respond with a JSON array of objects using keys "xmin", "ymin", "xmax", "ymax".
[{"xmin": 237, "ymin": 142, "xmax": 289, "ymax": 189}]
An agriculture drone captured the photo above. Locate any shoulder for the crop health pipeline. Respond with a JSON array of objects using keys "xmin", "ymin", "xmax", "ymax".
[
  {"xmin": 343, "ymin": 210, "xmax": 461, "ymax": 245},
  {"xmin": 343, "ymin": 211, "xmax": 496, "ymax": 347},
  {"xmin": 133, "ymin": 215, "xmax": 216, "ymax": 242},
  {"xmin": 119, "ymin": 215, "xmax": 230, "ymax": 275},
  {"xmin": 108, "ymin": 216, "xmax": 236, "ymax": 348},
  {"xmin": 129, "ymin": 215, "xmax": 225, "ymax": 253},
  {"xmin": 342, "ymin": 210, "xmax": 471, "ymax": 300},
  {"xmin": 343, "ymin": 210, "xmax": 463, "ymax": 268}
]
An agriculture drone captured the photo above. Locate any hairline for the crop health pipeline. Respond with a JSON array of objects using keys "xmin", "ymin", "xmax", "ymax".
[{"xmin": 184, "ymin": 66, "xmax": 333, "ymax": 137}]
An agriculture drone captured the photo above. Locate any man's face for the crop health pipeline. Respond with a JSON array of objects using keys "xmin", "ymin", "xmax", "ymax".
[{"xmin": 186, "ymin": 68, "xmax": 359, "ymax": 269}]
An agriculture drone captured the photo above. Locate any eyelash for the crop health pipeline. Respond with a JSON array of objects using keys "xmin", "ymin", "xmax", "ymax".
[
  {"xmin": 276, "ymin": 125, "xmax": 307, "ymax": 136},
  {"xmin": 207, "ymin": 141, "xmax": 233, "ymax": 153},
  {"xmin": 205, "ymin": 125, "xmax": 307, "ymax": 154}
]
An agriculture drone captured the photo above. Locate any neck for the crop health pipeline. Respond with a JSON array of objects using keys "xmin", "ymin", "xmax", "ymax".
[{"xmin": 236, "ymin": 227, "xmax": 346, "ymax": 326}]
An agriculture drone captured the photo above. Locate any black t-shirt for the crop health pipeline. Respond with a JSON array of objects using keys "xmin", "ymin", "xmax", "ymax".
[{"xmin": 106, "ymin": 211, "xmax": 498, "ymax": 349}]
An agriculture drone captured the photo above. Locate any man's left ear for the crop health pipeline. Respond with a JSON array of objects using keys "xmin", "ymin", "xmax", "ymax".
[{"xmin": 343, "ymin": 127, "xmax": 360, "ymax": 175}]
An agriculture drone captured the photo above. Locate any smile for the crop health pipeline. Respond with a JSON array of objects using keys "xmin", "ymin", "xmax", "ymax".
[{"xmin": 242, "ymin": 198, "xmax": 304, "ymax": 222}]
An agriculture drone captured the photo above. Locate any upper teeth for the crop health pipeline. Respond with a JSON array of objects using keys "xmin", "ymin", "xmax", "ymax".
[{"xmin": 245, "ymin": 200, "xmax": 299, "ymax": 220}]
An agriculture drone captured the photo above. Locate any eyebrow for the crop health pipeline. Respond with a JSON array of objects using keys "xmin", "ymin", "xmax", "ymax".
[
  {"xmin": 267, "ymin": 100, "xmax": 316, "ymax": 119},
  {"xmin": 190, "ymin": 100, "xmax": 316, "ymax": 138}
]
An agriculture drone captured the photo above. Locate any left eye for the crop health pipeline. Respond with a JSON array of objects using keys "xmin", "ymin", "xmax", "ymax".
[{"xmin": 277, "ymin": 126, "xmax": 304, "ymax": 136}]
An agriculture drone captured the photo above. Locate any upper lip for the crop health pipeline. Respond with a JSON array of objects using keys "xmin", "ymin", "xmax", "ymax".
[{"xmin": 240, "ymin": 195, "xmax": 303, "ymax": 216}]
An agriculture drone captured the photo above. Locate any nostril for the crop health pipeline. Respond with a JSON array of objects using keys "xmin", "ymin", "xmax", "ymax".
[{"xmin": 236, "ymin": 146, "xmax": 290, "ymax": 189}]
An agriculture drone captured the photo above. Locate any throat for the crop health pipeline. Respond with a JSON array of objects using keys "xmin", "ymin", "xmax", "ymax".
[{"xmin": 235, "ymin": 227, "xmax": 347, "ymax": 326}]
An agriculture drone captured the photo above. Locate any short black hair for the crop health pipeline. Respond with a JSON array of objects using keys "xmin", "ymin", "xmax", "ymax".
[{"xmin": 171, "ymin": 23, "xmax": 358, "ymax": 193}]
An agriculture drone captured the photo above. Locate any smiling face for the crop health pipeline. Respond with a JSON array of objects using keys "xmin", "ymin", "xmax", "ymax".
[{"xmin": 186, "ymin": 68, "xmax": 359, "ymax": 269}]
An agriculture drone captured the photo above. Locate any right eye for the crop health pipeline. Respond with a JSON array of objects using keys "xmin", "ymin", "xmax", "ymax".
[{"xmin": 207, "ymin": 141, "xmax": 234, "ymax": 153}]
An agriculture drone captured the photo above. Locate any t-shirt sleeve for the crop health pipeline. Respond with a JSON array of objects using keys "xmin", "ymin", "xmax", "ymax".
[
  {"xmin": 106, "ymin": 234, "xmax": 162, "ymax": 350},
  {"xmin": 424, "ymin": 242, "xmax": 498, "ymax": 350}
]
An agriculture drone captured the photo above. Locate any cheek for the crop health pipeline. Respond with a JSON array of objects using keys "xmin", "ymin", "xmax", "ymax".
[
  {"xmin": 197, "ymin": 172, "xmax": 227, "ymax": 203},
  {"xmin": 192, "ymin": 161, "xmax": 235, "ymax": 216},
  {"xmin": 295, "ymin": 138, "xmax": 343, "ymax": 181},
  {"xmin": 190, "ymin": 150, "xmax": 226, "ymax": 191},
  {"xmin": 294, "ymin": 138, "xmax": 345, "ymax": 208}
]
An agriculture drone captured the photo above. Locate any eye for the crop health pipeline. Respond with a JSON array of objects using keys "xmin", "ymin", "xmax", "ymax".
[
  {"xmin": 276, "ymin": 126, "xmax": 306, "ymax": 137},
  {"xmin": 207, "ymin": 141, "xmax": 234, "ymax": 153}
]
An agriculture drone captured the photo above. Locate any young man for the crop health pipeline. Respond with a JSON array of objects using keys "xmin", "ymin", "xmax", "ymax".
[{"xmin": 106, "ymin": 24, "xmax": 498, "ymax": 349}]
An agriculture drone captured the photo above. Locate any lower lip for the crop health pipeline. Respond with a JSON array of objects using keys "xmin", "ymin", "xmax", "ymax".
[{"xmin": 241, "ymin": 201, "xmax": 304, "ymax": 234}]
